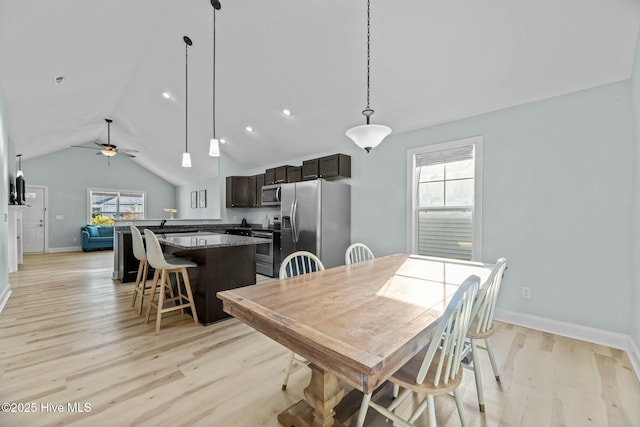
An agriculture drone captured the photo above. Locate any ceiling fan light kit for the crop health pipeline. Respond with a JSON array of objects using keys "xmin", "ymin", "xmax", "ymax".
[
  {"xmin": 70, "ymin": 118, "xmax": 138, "ymax": 165},
  {"xmin": 346, "ymin": 0, "xmax": 391, "ymax": 153}
]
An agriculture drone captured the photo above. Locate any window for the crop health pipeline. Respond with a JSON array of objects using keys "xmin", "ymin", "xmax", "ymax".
[
  {"xmin": 406, "ymin": 136, "xmax": 482, "ymax": 261},
  {"xmin": 88, "ymin": 188, "xmax": 145, "ymax": 224}
]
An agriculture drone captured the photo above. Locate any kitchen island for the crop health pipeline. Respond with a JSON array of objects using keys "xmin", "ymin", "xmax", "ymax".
[{"xmin": 156, "ymin": 232, "xmax": 267, "ymax": 325}]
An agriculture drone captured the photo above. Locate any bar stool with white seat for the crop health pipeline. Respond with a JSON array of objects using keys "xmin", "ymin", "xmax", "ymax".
[
  {"xmin": 130, "ymin": 226, "xmax": 156, "ymax": 315},
  {"xmin": 279, "ymin": 250, "xmax": 325, "ymax": 390},
  {"xmin": 143, "ymin": 229, "xmax": 199, "ymax": 333}
]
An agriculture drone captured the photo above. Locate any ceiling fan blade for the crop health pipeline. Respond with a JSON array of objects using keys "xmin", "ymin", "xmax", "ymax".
[
  {"xmin": 93, "ymin": 141, "xmax": 105, "ymax": 148},
  {"xmin": 71, "ymin": 145, "xmax": 100, "ymax": 150},
  {"xmin": 118, "ymin": 148, "xmax": 139, "ymax": 153},
  {"xmin": 122, "ymin": 152, "xmax": 136, "ymax": 158}
]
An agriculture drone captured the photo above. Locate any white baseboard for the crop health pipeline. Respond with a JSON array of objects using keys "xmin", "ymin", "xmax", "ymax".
[
  {"xmin": 495, "ymin": 309, "xmax": 640, "ymax": 380},
  {"xmin": 0, "ymin": 285, "xmax": 12, "ymax": 313},
  {"xmin": 47, "ymin": 246, "xmax": 83, "ymax": 253}
]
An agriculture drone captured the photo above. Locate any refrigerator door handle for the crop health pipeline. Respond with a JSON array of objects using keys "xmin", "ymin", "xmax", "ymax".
[{"xmin": 292, "ymin": 198, "xmax": 299, "ymax": 243}]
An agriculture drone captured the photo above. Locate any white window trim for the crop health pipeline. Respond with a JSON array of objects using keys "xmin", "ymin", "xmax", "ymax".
[
  {"xmin": 406, "ymin": 135, "xmax": 483, "ymax": 261},
  {"xmin": 87, "ymin": 187, "xmax": 147, "ymax": 224}
]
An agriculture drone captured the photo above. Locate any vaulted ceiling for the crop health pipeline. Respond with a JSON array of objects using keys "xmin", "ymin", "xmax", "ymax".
[{"xmin": 1, "ymin": 0, "xmax": 639, "ymax": 186}]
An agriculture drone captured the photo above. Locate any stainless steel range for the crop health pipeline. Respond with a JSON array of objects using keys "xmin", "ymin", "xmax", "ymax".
[{"xmin": 252, "ymin": 229, "xmax": 276, "ymax": 277}]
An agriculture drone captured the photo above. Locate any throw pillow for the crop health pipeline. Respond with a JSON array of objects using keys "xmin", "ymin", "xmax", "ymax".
[{"xmin": 86, "ymin": 225, "xmax": 99, "ymax": 237}]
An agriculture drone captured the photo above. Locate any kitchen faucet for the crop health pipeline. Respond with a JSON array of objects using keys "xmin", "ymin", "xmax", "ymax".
[{"xmin": 160, "ymin": 219, "xmax": 167, "ymax": 228}]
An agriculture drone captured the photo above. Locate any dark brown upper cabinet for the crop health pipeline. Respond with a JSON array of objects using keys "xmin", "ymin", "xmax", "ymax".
[
  {"xmin": 286, "ymin": 166, "xmax": 301, "ymax": 183},
  {"xmin": 226, "ymin": 176, "xmax": 249, "ymax": 208},
  {"xmin": 303, "ymin": 154, "xmax": 351, "ymax": 180},
  {"xmin": 274, "ymin": 165, "xmax": 291, "ymax": 184},
  {"xmin": 248, "ymin": 173, "xmax": 265, "ymax": 207},
  {"xmin": 265, "ymin": 168, "xmax": 276, "ymax": 185}
]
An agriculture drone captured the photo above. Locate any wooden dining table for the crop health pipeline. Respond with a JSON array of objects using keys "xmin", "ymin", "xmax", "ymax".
[{"xmin": 217, "ymin": 253, "xmax": 494, "ymax": 427}]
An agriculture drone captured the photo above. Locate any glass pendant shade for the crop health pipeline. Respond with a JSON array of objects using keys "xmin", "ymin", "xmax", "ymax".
[
  {"xmin": 101, "ymin": 149, "xmax": 117, "ymax": 157},
  {"xmin": 209, "ymin": 138, "xmax": 220, "ymax": 157},
  {"xmin": 346, "ymin": 123, "xmax": 391, "ymax": 153},
  {"xmin": 16, "ymin": 170, "xmax": 23, "ymax": 177},
  {"xmin": 182, "ymin": 152, "xmax": 192, "ymax": 168}
]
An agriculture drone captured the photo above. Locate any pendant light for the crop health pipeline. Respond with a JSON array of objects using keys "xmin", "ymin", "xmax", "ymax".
[
  {"xmin": 208, "ymin": 0, "xmax": 221, "ymax": 157},
  {"xmin": 346, "ymin": 0, "xmax": 391, "ymax": 153},
  {"xmin": 182, "ymin": 35, "xmax": 193, "ymax": 168},
  {"xmin": 16, "ymin": 154, "xmax": 23, "ymax": 177}
]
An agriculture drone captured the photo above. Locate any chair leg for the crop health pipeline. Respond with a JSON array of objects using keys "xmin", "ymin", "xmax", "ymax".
[
  {"xmin": 181, "ymin": 268, "xmax": 198, "ymax": 325},
  {"xmin": 155, "ymin": 269, "xmax": 167, "ymax": 334},
  {"xmin": 138, "ymin": 263, "xmax": 152, "ymax": 316},
  {"xmin": 355, "ymin": 392, "xmax": 371, "ymax": 427},
  {"xmin": 426, "ymin": 395, "xmax": 436, "ymax": 427},
  {"xmin": 174, "ymin": 271, "xmax": 184, "ymax": 315},
  {"xmin": 471, "ymin": 339, "xmax": 485, "ymax": 412},
  {"xmin": 131, "ymin": 260, "xmax": 144, "ymax": 307},
  {"xmin": 485, "ymin": 337, "xmax": 501, "ymax": 381},
  {"xmin": 145, "ymin": 269, "xmax": 161, "ymax": 324},
  {"xmin": 453, "ymin": 388, "xmax": 468, "ymax": 427},
  {"xmin": 281, "ymin": 351, "xmax": 295, "ymax": 391}
]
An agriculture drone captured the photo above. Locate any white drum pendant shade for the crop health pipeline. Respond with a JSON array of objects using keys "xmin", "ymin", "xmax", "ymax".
[
  {"xmin": 209, "ymin": 138, "xmax": 220, "ymax": 157},
  {"xmin": 182, "ymin": 152, "xmax": 192, "ymax": 167}
]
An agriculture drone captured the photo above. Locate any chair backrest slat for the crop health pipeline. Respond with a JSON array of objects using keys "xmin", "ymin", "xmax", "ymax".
[
  {"xmin": 471, "ymin": 258, "xmax": 507, "ymax": 334},
  {"xmin": 416, "ymin": 274, "xmax": 480, "ymax": 387},
  {"xmin": 345, "ymin": 243, "xmax": 375, "ymax": 265},
  {"xmin": 280, "ymin": 251, "xmax": 325, "ymax": 279}
]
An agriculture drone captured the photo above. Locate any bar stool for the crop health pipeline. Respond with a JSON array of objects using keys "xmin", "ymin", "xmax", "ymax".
[
  {"xmin": 130, "ymin": 226, "xmax": 155, "ymax": 315},
  {"xmin": 143, "ymin": 229, "xmax": 199, "ymax": 333}
]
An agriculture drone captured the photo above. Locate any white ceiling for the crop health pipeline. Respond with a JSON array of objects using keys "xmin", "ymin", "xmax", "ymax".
[{"xmin": 1, "ymin": 0, "xmax": 639, "ymax": 186}]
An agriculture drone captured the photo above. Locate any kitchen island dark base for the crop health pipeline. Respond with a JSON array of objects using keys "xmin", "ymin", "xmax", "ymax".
[{"xmin": 163, "ymin": 244, "xmax": 256, "ymax": 325}]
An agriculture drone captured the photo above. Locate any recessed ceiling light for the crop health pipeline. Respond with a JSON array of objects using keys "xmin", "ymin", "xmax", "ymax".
[
  {"xmin": 162, "ymin": 91, "xmax": 171, "ymax": 99},
  {"xmin": 54, "ymin": 75, "xmax": 65, "ymax": 85},
  {"xmin": 282, "ymin": 108, "xmax": 292, "ymax": 116},
  {"xmin": 245, "ymin": 126, "xmax": 254, "ymax": 133}
]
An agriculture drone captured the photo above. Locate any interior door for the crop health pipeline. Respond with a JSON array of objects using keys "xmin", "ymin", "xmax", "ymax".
[{"xmin": 23, "ymin": 186, "xmax": 46, "ymax": 253}]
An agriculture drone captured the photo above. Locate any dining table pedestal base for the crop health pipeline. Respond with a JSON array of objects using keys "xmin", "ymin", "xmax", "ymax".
[{"xmin": 278, "ymin": 364, "xmax": 392, "ymax": 427}]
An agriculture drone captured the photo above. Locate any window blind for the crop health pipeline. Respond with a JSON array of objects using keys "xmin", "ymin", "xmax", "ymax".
[{"xmin": 415, "ymin": 144, "xmax": 474, "ymax": 167}]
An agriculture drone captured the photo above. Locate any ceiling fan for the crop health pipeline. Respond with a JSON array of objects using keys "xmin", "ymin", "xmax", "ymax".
[{"xmin": 71, "ymin": 118, "xmax": 138, "ymax": 164}]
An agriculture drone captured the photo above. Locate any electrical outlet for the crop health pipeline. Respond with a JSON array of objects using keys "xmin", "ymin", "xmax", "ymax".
[{"xmin": 521, "ymin": 286, "xmax": 532, "ymax": 299}]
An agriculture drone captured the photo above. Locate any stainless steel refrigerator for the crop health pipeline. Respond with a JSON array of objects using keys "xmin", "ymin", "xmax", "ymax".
[{"xmin": 280, "ymin": 179, "xmax": 351, "ymax": 269}]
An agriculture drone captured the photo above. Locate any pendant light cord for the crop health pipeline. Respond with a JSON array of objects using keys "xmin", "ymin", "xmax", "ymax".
[
  {"xmin": 185, "ymin": 40, "xmax": 189, "ymax": 152},
  {"xmin": 366, "ymin": 0, "xmax": 371, "ymax": 112},
  {"xmin": 213, "ymin": 8, "xmax": 216, "ymax": 139},
  {"xmin": 363, "ymin": 0, "xmax": 374, "ymax": 125}
]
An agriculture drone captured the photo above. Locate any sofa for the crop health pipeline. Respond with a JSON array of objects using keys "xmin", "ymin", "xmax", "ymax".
[{"xmin": 81, "ymin": 225, "xmax": 114, "ymax": 251}]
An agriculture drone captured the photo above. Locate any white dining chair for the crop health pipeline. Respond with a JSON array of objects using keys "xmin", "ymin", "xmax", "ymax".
[
  {"xmin": 143, "ymin": 229, "xmax": 199, "ymax": 334},
  {"xmin": 345, "ymin": 243, "xmax": 375, "ymax": 265},
  {"xmin": 356, "ymin": 274, "xmax": 481, "ymax": 427},
  {"xmin": 461, "ymin": 257, "xmax": 508, "ymax": 412},
  {"xmin": 279, "ymin": 250, "xmax": 325, "ymax": 391},
  {"xmin": 130, "ymin": 226, "xmax": 156, "ymax": 315}
]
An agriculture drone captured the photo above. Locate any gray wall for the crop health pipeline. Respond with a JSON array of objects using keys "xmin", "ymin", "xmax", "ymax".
[
  {"xmin": 178, "ymin": 79, "xmax": 636, "ymax": 337},
  {"xmin": 0, "ymin": 84, "xmax": 9, "ymax": 302},
  {"xmin": 23, "ymin": 148, "xmax": 177, "ymax": 250},
  {"xmin": 351, "ymin": 81, "xmax": 634, "ymax": 334},
  {"xmin": 631, "ymin": 30, "xmax": 640, "ymax": 347}
]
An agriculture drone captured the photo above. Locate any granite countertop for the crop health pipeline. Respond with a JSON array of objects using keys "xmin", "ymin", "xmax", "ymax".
[{"xmin": 157, "ymin": 232, "xmax": 268, "ymax": 250}]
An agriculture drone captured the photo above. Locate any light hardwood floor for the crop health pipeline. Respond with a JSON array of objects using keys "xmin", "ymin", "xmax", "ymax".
[{"xmin": 1, "ymin": 251, "xmax": 639, "ymax": 427}]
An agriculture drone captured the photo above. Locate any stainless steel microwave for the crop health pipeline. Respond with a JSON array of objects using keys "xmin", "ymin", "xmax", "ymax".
[{"xmin": 261, "ymin": 184, "xmax": 281, "ymax": 206}]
